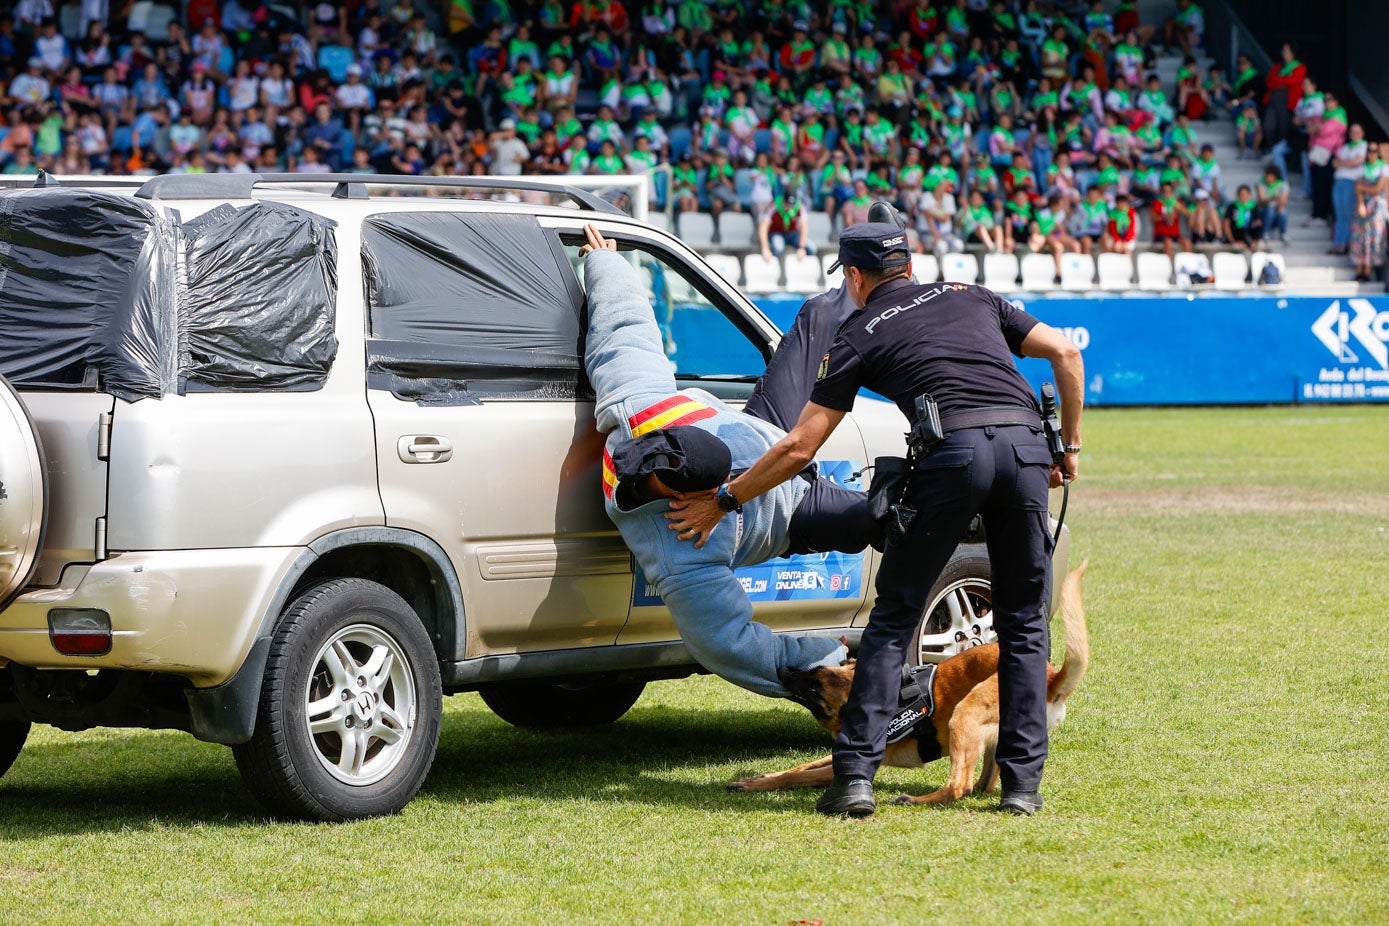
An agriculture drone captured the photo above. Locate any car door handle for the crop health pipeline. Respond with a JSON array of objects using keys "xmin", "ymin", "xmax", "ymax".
[{"xmin": 398, "ymin": 435, "xmax": 454, "ymax": 463}]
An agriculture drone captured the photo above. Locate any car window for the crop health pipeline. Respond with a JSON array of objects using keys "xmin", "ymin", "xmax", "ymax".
[
  {"xmin": 363, "ymin": 212, "xmax": 587, "ymax": 403},
  {"xmin": 563, "ymin": 240, "xmax": 767, "ymax": 380}
]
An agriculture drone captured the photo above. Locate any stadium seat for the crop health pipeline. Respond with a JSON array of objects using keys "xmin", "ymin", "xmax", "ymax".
[
  {"xmin": 1250, "ymin": 252, "xmax": 1286, "ymax": 287},
  {"xmin": 783, "ymin": 253, "xmax": 823, "ymax": 292},
  {"xmin": 718, "ymin": 211, "xmax": 756, "ymax": 248},
  {"xmin": 742, "ymin": 254, "xmax": 783, "ymax": 292},
  {"xmin": 1020, "ymin": 253, "xmax": 1057, "ymax": 290},
  {"xmin": 821, "ymin": 253, "xmax": 840, "ymax": 280},
  {"xmin": 704, "ymin": 253, "xmax": 742, "ymax": 285},
  {"xmin": 1212, "ymin": 252, "xmax": 1250, "ymax": 290},
  {"xmin": 1136, "ymin": 252, "xmax": 1174, "ymax": 289},
  {"xmin": 668, "ymin": 127, "xmax": 693, "ymax": 161},
  {"xmin": 941, "ymin": 252, "xmax": 979, "ymax": 284},
  {"xmin": 143, "ymin": 3, "xmax": 177, "ymax": 40},
  {"xmin": 910, "ymin": 253, "xmax": 939, "ymax": 283},
  {"xmin": 1059, "ymin": 253, "xmax": 1096, "ymax": 290},
  {"xmin": 1097, "ymin": 253, "xmax": 1135, "ymax": 289},
  {"xmin": 807, "ymin": 211, "xmax": 834, "ymax": 251},
  {"xmin": 675, "ymin": 211, "xmax": 716, "ymax": 250},
  {"xmin": 317, "ymin": 45, "xmax": 354, "ymax": 83},
  {"xmin": 646, "ymin": 211, "xmax": 670, "ymax": 232},
  {"xmin": 983, "ymin": 253, "xmax": 1020, "ymax": 289}
]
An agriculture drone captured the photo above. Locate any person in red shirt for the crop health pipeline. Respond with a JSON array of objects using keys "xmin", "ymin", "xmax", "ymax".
[
  {"xmin": 1103, "ymin": 192, "xmax": 1139, "ymax": 254},
  {"xmin": 1149, "ymin": 181, "xmax": 1191, "ymax": 258},
  {"xmin": 779, "ymin": 23, "xmax": 816, "ymax": 85},
  {"xmin": 1262, "ymin": 43, "xmax": 1307, "ymax": 149}
]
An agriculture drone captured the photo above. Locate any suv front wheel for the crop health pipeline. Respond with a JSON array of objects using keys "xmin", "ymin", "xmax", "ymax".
[{"xmin": 233, "ymin": 579, "xmax": 443, "ymax": 821}]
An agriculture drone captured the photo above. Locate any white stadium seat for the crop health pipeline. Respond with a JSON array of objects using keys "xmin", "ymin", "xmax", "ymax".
[
  {"xmin": 807, "ymin": 211, "xmax": 834, "ymax": 251},
  {"xmin": 1020, "ymin": 252, "xmax": 1057, "ymax": 290},
  {"xmin": 704, "ymin": 253, "xmax": 742, "ymax": 285},
  {"xmin": 1212, "ymin": 251, "xmax": 1250, "ymax": 290},
  {"xmin": 646, "ymin": 211, "xmax": 670, "ymax": 232},
  {"xmin": 940, "ymin": 252, "xmax": 979, "ymax": 284},
  {"xmin": 742, "ymin": 254, "xmax": 783, "ymax": 292},
  {"xmin": 676, "ymin": 212, "xmax": 717, "ymax": 250},
  {"xmin": 821, "ymin": 253, "xmax": 840, "ymax": 280},
  {"xmin": 982, "ymin": 253, "xmax": 1020, "ymax": 289},
  {"xmin": 1096, "ymin": 252, "xmax": 1135, "ymax": 289},
  {"xmin": 783, "ymin": 253, "xmax": 823, "ymax": 292},
  {"xmin": 910, "ymin": 253, "xmax": 939, "ymax": 283},
  {"xmin": 718, "ymin": 212, "xmax": 757, "ymax": 248},
  {"xmin": 1136, "ymin": 251, "xmax": 1174, "ymax": 289},
  {"xmin": 1059, "ymin": 252, "xmax": 1096, "ymax": 290},
  {"xmin": 1250, "ymin": 252, "xmax": 1286, "ymax": 287}
]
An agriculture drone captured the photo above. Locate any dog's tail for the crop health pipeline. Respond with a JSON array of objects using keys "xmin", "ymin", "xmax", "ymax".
[{"xmin": 1048, "ymin": 559, "xmax": 1090, "ymax": 703}]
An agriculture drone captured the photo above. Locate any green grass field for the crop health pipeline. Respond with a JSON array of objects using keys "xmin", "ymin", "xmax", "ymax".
[{"xmin": 3, "ymin": 406, "xmax": 1387, "ymax": 925}]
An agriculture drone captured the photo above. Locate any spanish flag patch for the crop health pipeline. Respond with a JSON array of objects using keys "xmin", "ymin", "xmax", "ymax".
[
  {"xmin": 602, "ymin": 447, "xmax": 617, "ymax": 499},
  {"xmin": 626, "ymin": 395, "xmax": 717, "ymax": 437}
]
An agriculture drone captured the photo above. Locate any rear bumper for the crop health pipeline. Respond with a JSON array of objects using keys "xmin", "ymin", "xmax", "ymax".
[{"xmin": 0, "ymin": 547, "xmax": 300, "ymax": 686}]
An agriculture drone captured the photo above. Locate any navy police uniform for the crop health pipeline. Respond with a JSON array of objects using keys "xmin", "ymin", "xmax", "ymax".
[{"xmin": 810, "ymin": 223, "xmax": 1055, "ymax": 794}]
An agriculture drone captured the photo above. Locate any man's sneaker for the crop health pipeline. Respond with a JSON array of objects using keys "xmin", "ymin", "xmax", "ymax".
[
  {"xmin": 999, "ymin": 790, "xmax": 1043, "ymax": 815},
  {"xmin": 816, "ymin": 777, "xmax": 876, "ymax": 816}
]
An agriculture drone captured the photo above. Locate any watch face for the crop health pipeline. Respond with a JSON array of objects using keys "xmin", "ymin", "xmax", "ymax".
[{"xmin": 718, "ymin": 491, "xmax": 739, "ymax": 512}]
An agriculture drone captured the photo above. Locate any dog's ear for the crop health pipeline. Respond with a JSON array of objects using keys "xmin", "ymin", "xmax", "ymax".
[{"xmin": 777, "ymin": 666, "xmax": 820, "ymax": 690}]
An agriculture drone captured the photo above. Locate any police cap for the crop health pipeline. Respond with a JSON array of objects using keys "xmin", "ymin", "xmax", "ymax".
[{"xmin": 827, "ymin": 222, "xmax": 913, "ymax": 275}]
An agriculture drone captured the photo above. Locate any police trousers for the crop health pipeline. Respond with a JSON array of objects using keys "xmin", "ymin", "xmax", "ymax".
[{"xmin": 831, "ymin": 425, "xmax": 1055, "ymax": 792}]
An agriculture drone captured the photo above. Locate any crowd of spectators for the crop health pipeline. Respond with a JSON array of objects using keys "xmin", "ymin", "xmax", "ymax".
[{"xmin": 0, "ymin": 0, "xmax": 1382, "ymax": 278}]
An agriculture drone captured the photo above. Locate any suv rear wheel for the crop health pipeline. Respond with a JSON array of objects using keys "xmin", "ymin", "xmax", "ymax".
[
  {"xmin": 480, "ymin": 680, "xmax": 646, "ymax": 728},
  {"xmin": 233, "ymin": 579, "xmax": 443, "ymax": 821},
  {"xmin": 0, "ymin": 721, "xmax": 29, "ymax": 780},
  {"xmin": 913, "ymin": 552, "xmax": 994, "ymax": 664}
]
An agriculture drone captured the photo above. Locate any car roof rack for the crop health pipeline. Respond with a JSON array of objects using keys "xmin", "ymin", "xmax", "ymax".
[{"xmin": 132, "ymin": 172, "xmax": 625, "ymax": 214}]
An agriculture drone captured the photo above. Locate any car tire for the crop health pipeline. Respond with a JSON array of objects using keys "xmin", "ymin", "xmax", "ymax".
[
  {"xmin": 0, "ymin": 721, "xmax": 30, "ymax": 780},
  {"xmin": 479, "ymin": 680, "xmax": 646, "ymax": 728},
  {"xmin": 232, "ymin": 579, "xmax": 443, "ymax": 822},
  {"xmin": 0, "ymin": 373, "xmax": 47, "ymax": 611},
  {"xmin": 912, "ymin": 551, "xmax": 993, "ymax": 664}
]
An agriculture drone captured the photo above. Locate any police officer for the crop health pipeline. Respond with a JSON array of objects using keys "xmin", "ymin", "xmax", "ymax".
[{"xmin": 667, "ymin": 222, "xmax": 1084, "ymax": 817}]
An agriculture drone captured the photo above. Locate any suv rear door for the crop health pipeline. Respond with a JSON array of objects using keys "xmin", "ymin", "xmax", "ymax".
[
  {"xmin": 362, "ymin": 211, "xmax": 632, "ymax": 660},
  {"xmin": 541, "ymin": 218, "xmax": 872, "ymax": 646}
]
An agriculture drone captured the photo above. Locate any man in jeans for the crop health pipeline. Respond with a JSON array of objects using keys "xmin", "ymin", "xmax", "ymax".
[{"xmin": 579, "ymin": 225, "xmax": 877, "ymax": 698}]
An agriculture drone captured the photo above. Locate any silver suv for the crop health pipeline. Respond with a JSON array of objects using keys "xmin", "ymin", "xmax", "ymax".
[{"xmin": 0, "ymin": 173, "xmax": 1067, "ymax": 820}]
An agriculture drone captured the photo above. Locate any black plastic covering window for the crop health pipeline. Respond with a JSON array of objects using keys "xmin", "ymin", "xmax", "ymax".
[
  {"xmin": 361, "ymin": 212, "xmax": 587, "ymax": 404},
  {"xmin": 0, "ymin": 189, "xmax": 338, "ymax": 400},
  {"xmin": 180, "ymin": 202, "xmax": 338, "ymax": 391}
]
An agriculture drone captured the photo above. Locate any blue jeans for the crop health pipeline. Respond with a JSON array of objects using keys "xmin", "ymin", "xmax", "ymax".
[
  {"xmin": 770, "ymin": 232, "xmax": 815, "ymax": 256},
  {"xmin": 1334, "ymin": 177, "xmax": 1357, "ymax": 247},
  {"xmin": 1264, "ymin": 204, "xmax": 1287, "ymax": 237}
]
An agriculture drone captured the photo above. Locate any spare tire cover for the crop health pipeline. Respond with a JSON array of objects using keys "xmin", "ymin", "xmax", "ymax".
[{"xmin": 0, "ymin": 373, "xmax": 46, "ymax": 610}]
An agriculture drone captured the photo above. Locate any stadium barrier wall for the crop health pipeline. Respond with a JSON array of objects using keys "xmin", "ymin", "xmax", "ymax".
[{"xmin": 747, "ymin": 293, "xmax": 1389, "ymax": 405}]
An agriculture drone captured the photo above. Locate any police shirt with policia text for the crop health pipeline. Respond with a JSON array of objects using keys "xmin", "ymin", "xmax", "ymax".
[{"xmin": 809, "ymin": 278, "xmax": 1043, "ymax": 420}]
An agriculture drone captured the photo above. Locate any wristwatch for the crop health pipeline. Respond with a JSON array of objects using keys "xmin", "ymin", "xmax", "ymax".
[
  {"xmin": 1063, "ymin": 443, "xmax": 1083, "ymax": 454},
  {"xmin": 716, "ymin": 485, "xmax": 742, "ymax": 513}
]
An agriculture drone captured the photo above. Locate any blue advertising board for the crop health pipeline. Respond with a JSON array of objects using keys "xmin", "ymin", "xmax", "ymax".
[
  {"xmin": 632, "ymin": 459, "xmax": 865, "ymax": 607},
  {"xmin": 751, "ymin": 292, "xmax": 1389, "ymax": 405}
]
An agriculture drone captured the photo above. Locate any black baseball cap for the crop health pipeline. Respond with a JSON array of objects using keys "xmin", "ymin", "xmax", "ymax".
[
  {"xmin": 611, "ymin": 427, "xmax": 732, "ymax": 509},
  {"xmin": 827, "ymin": 222, "xmax": 913, "ymax": 274}
]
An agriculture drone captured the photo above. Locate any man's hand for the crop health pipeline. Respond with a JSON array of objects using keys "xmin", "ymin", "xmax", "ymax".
[
  {"xmin": 665, "ymin": 489, "xmax": 722, "ymax": 548},
  {"xmin": 579, "ymin": 222, "xmax": 617, "ymax": 255},
  {"xmin": 761, "ymin": 246, "xmax": 774, "ymax": 262},
  {"xmin": 1049, "ymin": 451, "xmax": 1079, "ymax": 488}
]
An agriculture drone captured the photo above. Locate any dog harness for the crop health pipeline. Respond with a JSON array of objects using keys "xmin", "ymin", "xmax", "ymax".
[{"xmin": 885, "ymin": 663, "xmax": 942, "ymax": 763}]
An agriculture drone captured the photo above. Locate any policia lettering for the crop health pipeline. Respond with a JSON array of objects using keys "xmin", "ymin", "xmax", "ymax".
[{"xmin": 667, "ymin": 222, "xmax": 1084, "ymax": 815}]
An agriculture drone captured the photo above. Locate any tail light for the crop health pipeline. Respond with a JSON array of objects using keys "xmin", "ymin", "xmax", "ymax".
[{"xmin": 47, "ymin": 608, "xmax": 112, "ymax": 656}]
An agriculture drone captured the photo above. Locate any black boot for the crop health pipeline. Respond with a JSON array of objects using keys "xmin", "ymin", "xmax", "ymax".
[{"xmin": 816, "ymin": 777, "xmax": 876, "ymax": 816}]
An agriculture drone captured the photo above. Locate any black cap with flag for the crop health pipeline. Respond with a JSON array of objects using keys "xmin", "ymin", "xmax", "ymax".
[
  {"xmin": 826, "ymin": 222, "xmax": 914, "ymax": 275},
  {"xmin": 610, "ymin": 427, "xmax": 732, "ymax": 510}
]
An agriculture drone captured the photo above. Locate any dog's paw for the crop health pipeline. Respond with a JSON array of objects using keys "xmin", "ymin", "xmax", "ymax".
[
  {"xmin": 890, "ymin": 795, "xmax": 916, "ymax": 806},
  {"xmin": 726, "ymin": 779, "xmax": 754, "ymax": 792}
]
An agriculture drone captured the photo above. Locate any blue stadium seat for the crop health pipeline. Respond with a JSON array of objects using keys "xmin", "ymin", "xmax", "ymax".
[
  {"xmin": 753, "ymin": 129, "xmax": 772, "ymax": 154},
  {"xmin": 668, "ymin": 126, "xmax": 692, "ymax": 161},
  {"xmin": 734, "ymin": 169, "xmax": 754, "ymax": 206},
  {"xmin": 317, "ymin": 45, "xmax": 354, "ymax": 83}
]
